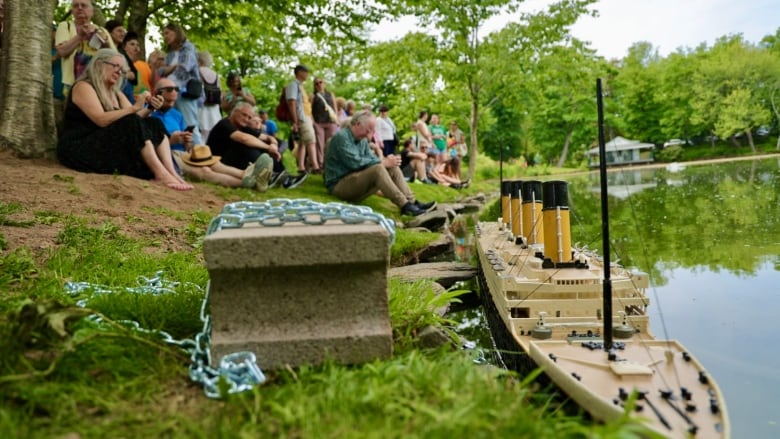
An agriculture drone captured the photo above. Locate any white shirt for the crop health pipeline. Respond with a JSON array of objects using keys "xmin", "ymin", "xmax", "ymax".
[{"xmin": 376, "ymin": 116, "xmax": 396, "ymax": 141}]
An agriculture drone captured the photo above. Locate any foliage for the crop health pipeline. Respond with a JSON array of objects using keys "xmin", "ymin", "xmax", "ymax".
[{"xmin": 655, "ymin": 144, "xmax": 683, "ymax": 162}]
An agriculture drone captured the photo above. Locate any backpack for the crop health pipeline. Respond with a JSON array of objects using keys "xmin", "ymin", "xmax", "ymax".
[
  {"xmin": 275, "ymin": 89, "xmax": 292, "ymax": 122},
  {"xmin": 201, "ymin": 71, "xmax": 221, "ymax": 106}
]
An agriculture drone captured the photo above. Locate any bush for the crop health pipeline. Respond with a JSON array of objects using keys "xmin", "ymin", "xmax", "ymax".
[{"xmin": 656, "ymin": 145, "xmax": 683, "ymax": 162}]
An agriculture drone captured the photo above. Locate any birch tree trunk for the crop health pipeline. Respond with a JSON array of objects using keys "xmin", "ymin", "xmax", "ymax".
[{"xmin": 0, "ymin": 0, "xmax": 57, "ymax": 158}]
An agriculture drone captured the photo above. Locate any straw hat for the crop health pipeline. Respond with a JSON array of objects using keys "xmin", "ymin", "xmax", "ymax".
[{"xmin": 182, "ymin": 145, "xmax": 220, "ymax": 167}]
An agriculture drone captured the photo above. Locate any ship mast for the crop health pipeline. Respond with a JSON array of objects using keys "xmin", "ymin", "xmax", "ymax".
[{"xmin": 596, "ymin": 78, "xmax": 613, "ymax": 351}]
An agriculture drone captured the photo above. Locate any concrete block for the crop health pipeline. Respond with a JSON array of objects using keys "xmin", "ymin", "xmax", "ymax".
[{"xmin": 204, "ymin": 222, "xmax": 393, "ymax": 369}]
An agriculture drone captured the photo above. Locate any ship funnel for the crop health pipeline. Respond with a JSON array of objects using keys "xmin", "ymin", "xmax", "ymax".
[
  {"xmin": 542, "ymin": 180, "xmax": 572, "ymax": 263},
  {"xmin": 500, "ymin": 180, "xmax": 512, "ymax": 228},
  {"xmin": 510, "ymin": 180, "xmax": 523, "ymax": 239},
  {"xmin": 521, "ymin": 181, "xmax": 544, "ymax": 245}
]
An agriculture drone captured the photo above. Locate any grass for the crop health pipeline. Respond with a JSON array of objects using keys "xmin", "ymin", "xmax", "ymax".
[
  {"xmin": 656, "ymin": 138, "xmax": 779, "ymax": 163},
  {"xmin": 0, "ymin": 154, "xmax": 651, "ymax": 438}
]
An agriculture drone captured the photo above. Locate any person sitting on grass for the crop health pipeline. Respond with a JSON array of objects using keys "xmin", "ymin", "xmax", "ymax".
[
  {"xmin": 427, "ymin": 156, "xmax": 470, "ymax": 189},
  {"xmin": 399, "ymin": 137, "xmax": 429, "ymax": 183},
  {"xmin": 323, "ymin": 110, "xmax": 437, "ymax": 217},
  {"xmin": 206, "ymin": 102, "xmax": 280, "ymax": 171},
  {"xmin": 150, "ymin": 78, "xmax": 271, "ymax": 191},
  {"xmin": 57, "ymin": 48, "xmax": 192, "ymax": 191}
]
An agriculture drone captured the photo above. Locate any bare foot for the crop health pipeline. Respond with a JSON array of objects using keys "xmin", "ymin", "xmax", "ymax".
[
  {"xmin": 154, "ymin": 179, "xmax": 194, "ymax": 191},
  {"xmin": 166, "ymin": 181, "xmax": 194, "ymax": 191}
]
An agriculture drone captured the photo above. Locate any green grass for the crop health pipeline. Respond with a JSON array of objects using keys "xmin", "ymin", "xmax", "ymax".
[
  {"xmin": 0, "ymin": 153, "xmax": 653, "ymax": 438},
  {"xmin": 657, "ymin": 138, "xmax": 779, "ymax": 163}
]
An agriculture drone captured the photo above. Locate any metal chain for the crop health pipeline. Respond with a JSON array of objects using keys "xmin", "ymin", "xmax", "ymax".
[
  {"xmin": 65, "ymin": 271, "xmax": 266, "ymax": 399},
  {"xmin": 62, "ymin": 200, "xmax": 394, "ymax": 398},
  {"xmin": 207, "ymin": 198, "xmax": 396, "ymax": 244}
]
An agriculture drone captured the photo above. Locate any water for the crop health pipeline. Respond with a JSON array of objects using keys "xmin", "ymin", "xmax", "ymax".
[{"xmin": 450, "ymin": 157, "xmax": 780, "ymax": 438}]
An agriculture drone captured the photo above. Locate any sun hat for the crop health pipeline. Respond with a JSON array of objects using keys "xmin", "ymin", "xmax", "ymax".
[{"xmin": 182, "ymin": 145, "xmax": 220, "ymax": 167}]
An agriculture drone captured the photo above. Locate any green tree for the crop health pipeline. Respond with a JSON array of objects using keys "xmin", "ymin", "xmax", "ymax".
[
  {"xmin": 609, "ymin": 42, "xmax": 664, "ymax": 143},
  {"xmin": 524, "ymin": 42, "xmax": 606, "ymax": 167}
]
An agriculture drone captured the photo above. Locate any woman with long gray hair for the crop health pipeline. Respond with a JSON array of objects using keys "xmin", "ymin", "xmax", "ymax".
[{"xmin": 57, "ymin": 48, "xmax": 193, "ymax": 191}]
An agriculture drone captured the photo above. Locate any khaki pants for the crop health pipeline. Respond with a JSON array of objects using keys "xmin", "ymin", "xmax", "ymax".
[{"xmin": 332, "ymin": 164, "xmax": 414, "ymax": 208}]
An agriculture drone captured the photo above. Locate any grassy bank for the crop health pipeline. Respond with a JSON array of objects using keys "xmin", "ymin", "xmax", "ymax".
[{"xmin": 0, "ymin": 162, "xmax": 651, "ymax": 438}]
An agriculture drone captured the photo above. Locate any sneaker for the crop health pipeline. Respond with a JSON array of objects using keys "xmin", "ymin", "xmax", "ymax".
[
  {"xmin": 415, "ymin": 200, "xmax": 437, "ymax": 212},
  {"xmin": 401, "ymin": 202, "xmax": 426, "ymax": 217},
  {"xmin": 253, "ymin": 154, "xmax": 274, "ymax": 192},
  {"xmin": 268, "ymin": 170, "xmax": 289, "ymax": 188},
  {"xmin": 283, "ymin": 171, "xmax": 308, "ymax": 189},
  {"xmin": 240, "ymin": 162, "xmax": 256, "ymax": 188}
]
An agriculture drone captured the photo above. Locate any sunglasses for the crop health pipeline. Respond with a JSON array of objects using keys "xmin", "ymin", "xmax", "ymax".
[{"xmin": 158, "ymin": 86, "xmax": 180, "ymax": 93}]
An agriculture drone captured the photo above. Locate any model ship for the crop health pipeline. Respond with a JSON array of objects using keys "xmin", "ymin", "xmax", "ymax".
[{"xmin": 474, "ymin": 80, "xmax": 730, "ymax": 438}]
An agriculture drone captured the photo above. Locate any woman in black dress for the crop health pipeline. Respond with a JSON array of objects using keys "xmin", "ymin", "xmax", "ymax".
[{"xmin": 57, "ymin": 48, "xmax": 192, "ymax": 191}]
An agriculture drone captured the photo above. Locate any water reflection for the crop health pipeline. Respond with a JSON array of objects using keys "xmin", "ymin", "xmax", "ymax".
[{"xmin": 452, "ymin": 157, "xmax": 780, "ymax": 438}]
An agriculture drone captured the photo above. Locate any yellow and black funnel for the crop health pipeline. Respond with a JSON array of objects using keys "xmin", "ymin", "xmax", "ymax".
[
  {"xmin": 521, "ymin": 181, "xmax": 544, "ymax": 245},
  {"xmin": 500, "ymin": 180, "xmax": 512, "ymax": 228},
  {"xmin": 542, "ymin": 180, "xmax": 572, "ymax": 263}
]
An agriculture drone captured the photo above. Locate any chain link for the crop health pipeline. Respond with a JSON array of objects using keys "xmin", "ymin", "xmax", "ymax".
[
  {"xmin": 65, "ymin": 271, "xmax": 266, "ymax": 399},
  {"xmin": 207, "ymin": 198, "xmax": 396, "ymax": 244}
]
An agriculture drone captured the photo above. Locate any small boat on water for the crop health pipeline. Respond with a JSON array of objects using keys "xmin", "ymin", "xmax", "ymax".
[{"xmin": 474, "ymin": 80, "xmax": 730, "ymax": 438}]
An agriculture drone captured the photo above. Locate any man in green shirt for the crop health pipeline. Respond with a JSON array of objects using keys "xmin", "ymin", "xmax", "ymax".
[{"xmin": 324, "ymin": 111, "xmax": 436, "ymax": 216}]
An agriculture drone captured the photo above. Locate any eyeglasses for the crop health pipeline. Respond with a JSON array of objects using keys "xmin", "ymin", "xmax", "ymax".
[
  {"xmin": 103, "ymin": 60, "xmax": 128, "ymax": 74},
  {"xmin": 158, "ymin": 86, "xmax": 180, "ymax": 93}
]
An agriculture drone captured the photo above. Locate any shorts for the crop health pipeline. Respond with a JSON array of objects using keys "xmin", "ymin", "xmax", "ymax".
[{"xmin": 299, "ymin": 118, "xmax": 316, "ymax": 145}]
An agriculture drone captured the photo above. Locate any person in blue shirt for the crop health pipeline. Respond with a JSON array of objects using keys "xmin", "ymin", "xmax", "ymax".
[
  {"xmin": 323, "ymin": 110, "xmax": 436, "ymax": 216},
  {"xmin": 150, "ymin": 78, "xmax": 271, "ymax": 190}
]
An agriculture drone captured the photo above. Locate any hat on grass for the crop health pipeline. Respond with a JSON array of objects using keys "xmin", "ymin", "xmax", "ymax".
[{"xmin": 182, "ymin": 145, "xmax": 220, "ymax": 167}]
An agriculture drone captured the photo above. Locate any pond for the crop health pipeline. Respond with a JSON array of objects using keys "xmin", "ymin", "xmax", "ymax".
[{"xmin": 452, "ymin": 156, "xmax": 780, "ymax": 439}]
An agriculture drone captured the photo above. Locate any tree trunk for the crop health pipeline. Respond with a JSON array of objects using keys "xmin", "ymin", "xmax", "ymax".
[
  {"xmin": 467, "ymin": 96, "xmax": 478, "ymax": 181},
  {"xmin": 746, "ymin": 130, "xmax": 756, "ymax": 153},
  {"xmin": 0, "ymin": 0, "xmax": 57, "ymax": 158},
  {"xmin": 556, "ymin": 130, "xmax": 573, "ymax": 168},
  {"xmin": 127, "ymin": 0, "xmax": 150, "ymax": 56}
]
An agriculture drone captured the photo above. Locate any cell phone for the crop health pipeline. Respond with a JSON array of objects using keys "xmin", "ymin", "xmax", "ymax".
[{"xmin": 185, "ymin": 125, "xmax": 195, "ymax": 133}]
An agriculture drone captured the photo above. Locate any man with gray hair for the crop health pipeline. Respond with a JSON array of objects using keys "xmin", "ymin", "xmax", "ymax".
[
  {"xmin": 206, "ymin": 102, "xmax": 280, "ymax": 169},
  {"xmin": 324, "ymin": 111, "xmax": 436, "ymax": 216}
]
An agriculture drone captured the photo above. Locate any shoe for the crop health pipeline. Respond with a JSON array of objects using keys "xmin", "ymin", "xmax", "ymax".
[
  {"xmin": 253, "ymin": 154, "xmax": 273, "ymax": 192},
  {"xmin": 241, "ymin": 162, "xmax": 256, "ymax": 188},
  {"xmin": 461, "ymin": 178, "xmax": 471, "ymax": 188},
  {"xmin": 421, "ymin": 178, "xmax": 435, "ymax": 184},
  {"xmin": 268, "ymin": 170, "xmax": 288, "ymax": 188},
  {"xmin": 283, "ymin": 171, "xmax": 308, "ymax": 189},
  {"xmin": 451, "ymin": 183, "xmax": 463, "ymax": 190},
  {"xmin": 401, "ymin": 202, "xmax": 427, "ymax": 217},
  {"xmin": 415, "ymin": 200, "xmax": 437, "ymax": 212}
]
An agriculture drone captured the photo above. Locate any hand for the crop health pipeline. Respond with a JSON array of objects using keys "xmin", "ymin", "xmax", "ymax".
[
  {"xmin": 126, "ymin": 71, "xmax": 136, "ymax": 81},
  {"xmin": 267, "ymin": 144, "xmax": 281, "ymax": 161},
  {"xmin": 78, "ymin": 24, "xmax": 96, "ymax": 39},
  {"xmin": 132, "ymin": 91, "xmax": 150, "ymax": 112},
  {"xmin": 292, "ymin": 122, "xmax": 299, "ymax": 132},
  {"xmin": 148, "ymin": 94, "xmax": 164, "ymax": 110},
  {"xmin": 382, "ymin": 155, "xmax": 401, "ymax": 168},
  {"xmin": 181, "ymin": 131, "xmax": 193, "ymax": 145}
]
